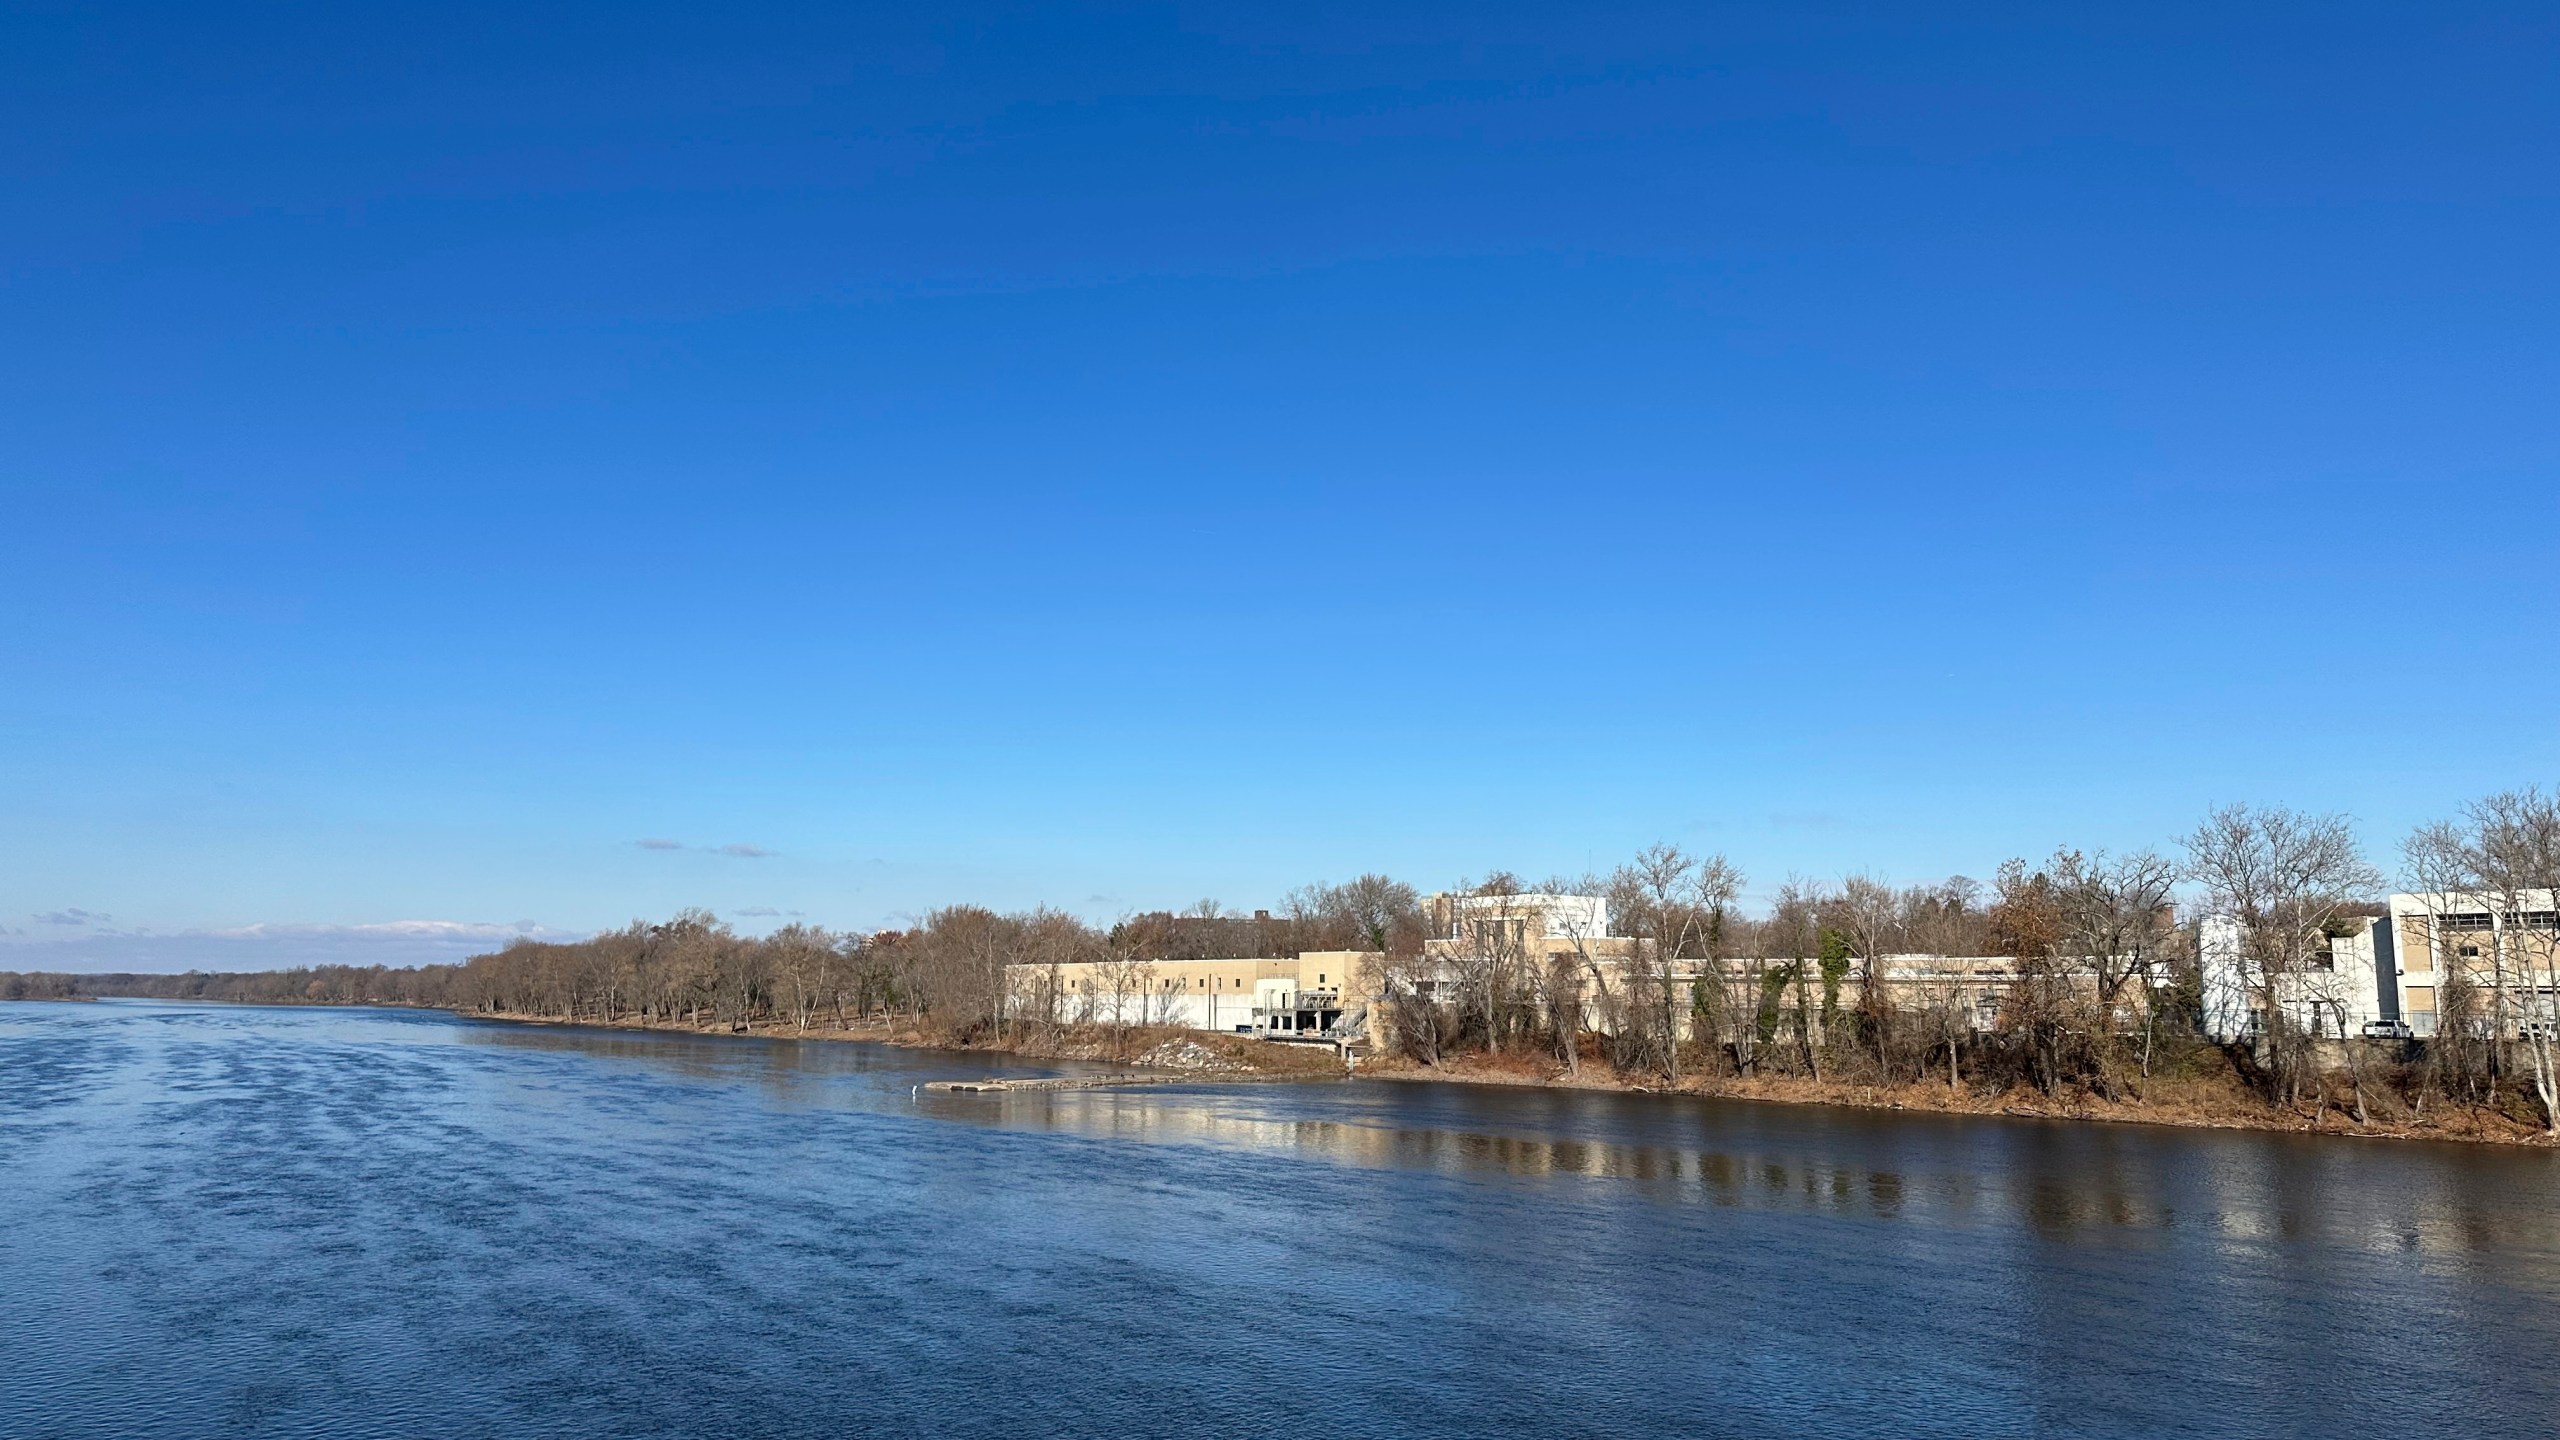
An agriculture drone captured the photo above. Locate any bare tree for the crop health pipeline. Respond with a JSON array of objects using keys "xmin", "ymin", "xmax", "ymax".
[
  {"xmin": 2046, "ymin": 849, "xmax": 2180, "ymax": 1091},
  {"xmin": 1988, "ymin": 859, "xmax": 2073, "ymax": 1094},
  {"xmin": 1609, "ymin": 844, "xmax": 1706, "ymax": 1083},
  {"xmin": 1834, "ymin": 874, "xmax": 1904, "ymax": 1082},
  {"xmin": 1013, "ymin": 908, "xmax": 1093, "ymax": 1045},
  {"xmin": 1539, "ymin": 872, "xmax": 1610, "ymax": 1075},
  {"xmin": 1712, "ymin": 912, "xmax": 1778, "ymax": 1079},
  {"xmin": 1094, "ymin": 948, "xmax": 1144, "ymax": 1059},
  {"xmin": 1691, "ymin": 855, "xmax": 1744, "ymax": 1079},
  {"xmin": 767, "ymin": 923, "xmax": 837, "ymax": 1032},
  {"xmin": 1445, "ymin": 874, "xmax": 1534, "ymax": 1054},
  {"xmin": 1767, "ymin": 879, "xmax": 1829, "ymax": 1081},
  {"xmin": 1538, "ymin": 951, "xmax": 1586, "ymax": 1075},
  {"xmin": 2182, "ymin": 804, "xmax": 2385, "ymax": 1111},
  {"xmin": 1376, "ymin": 950, "xmax": 1456, "ymax": 1065},
  {"xmin": 1903, "ymin": 878, "xmax": 1984, "ymax": 1089},
  {"xmin": 2405, "ymin": 788, "xmax": 2560, "ymax": 1132}
]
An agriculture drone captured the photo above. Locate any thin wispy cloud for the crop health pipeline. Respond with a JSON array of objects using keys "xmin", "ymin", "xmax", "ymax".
[
  {"xmin": 199, "ymin": 920, "xmax": 558, "ymax": 942},
  {"xmin": 34, "ymin": 908, "xmax": 112, "ymax": 927},
  {"xmin": 635, "ymin": 838, "xmax": 775, "ymax": 857}
]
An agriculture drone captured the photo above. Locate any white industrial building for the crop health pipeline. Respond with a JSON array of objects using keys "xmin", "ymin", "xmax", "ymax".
[{"xmin": 2201, "ymin": 892, "xmax": 2560, "ymax": 1042}]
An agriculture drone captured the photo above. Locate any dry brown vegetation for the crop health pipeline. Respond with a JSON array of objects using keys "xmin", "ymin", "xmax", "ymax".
[
  {"xmin": 1364, "ymin": 1036, "xmax": 2557, "ymax": 1145},
  {"xmin": 469, "ymin": 1008, "xmax": 1349, "ymax": 1078},
  {"xmin": 14, "ymin": 786, "xmax": 2559, "ymax": 1145},
  {"xmin": 1, "ymin": 886, "xmax": 1409, "ymax": 1042},
  {"xmin": 1368, "ymin": 793, "xmax": 2560, "ymax": 1145}
]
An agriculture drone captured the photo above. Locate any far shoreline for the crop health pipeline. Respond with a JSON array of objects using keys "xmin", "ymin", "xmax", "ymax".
[
  {"xmin": 490, "ymin": 1009, "xmax": 2560, "ymax": 1148},
  {"xmin": 39, "ymin": 995, "xmax": 2537, "ymax": 1150}
]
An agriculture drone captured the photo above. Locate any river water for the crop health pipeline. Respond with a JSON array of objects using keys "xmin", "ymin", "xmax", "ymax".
[{"xmin": 2, "ymin": 1000, "xmax": 2554, "ymax": 1438}]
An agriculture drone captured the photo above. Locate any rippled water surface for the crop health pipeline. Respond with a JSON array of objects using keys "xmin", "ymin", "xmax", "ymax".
[{"xmin": 4, "ymin": 1000, "xmax": 2557, "ymax": 1438}]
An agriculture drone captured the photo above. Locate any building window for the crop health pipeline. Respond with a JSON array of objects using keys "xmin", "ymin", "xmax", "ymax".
[{"xmin": 2440, "ymin": 912, "xmax": 2495, "ymax": 932}]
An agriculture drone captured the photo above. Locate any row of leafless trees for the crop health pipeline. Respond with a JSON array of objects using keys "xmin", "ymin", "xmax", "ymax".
[
  {"xmin": 2402, "ymin": 789, "xmax": 2560, "ymax": 1128},
  {"xmin": 2180, "ymin": 790, "xmax": 2560, "ymax": 1131},
  {"xmin": 14, "ymin": 787, "xmax": 2554, "ymax": 1129},
  {"xmin": 1370, "ymin": 789, "xmax": 2560, "ymax": 1132},
  {"xmin": 1372, "ymin": 844, "xmax": 2196, "ymax": 1099},
  {"xmin": 10, "ymin": 877, "xmax": 1430, "ymax": 1052}
]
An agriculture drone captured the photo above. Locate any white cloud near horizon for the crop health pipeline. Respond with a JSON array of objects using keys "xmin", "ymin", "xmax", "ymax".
[
  {"xmin": 0, "ymin": 918, "xmax": 589, "ymax": 974},
  {"xmin": 634, "ymin": 838, "xmax": 775, "ymax": 857}
]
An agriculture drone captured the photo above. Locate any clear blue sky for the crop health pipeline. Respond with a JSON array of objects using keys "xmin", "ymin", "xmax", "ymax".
[{"xmin": 5, "ymin": 2, "xmax": 2555, "ymax": 970}]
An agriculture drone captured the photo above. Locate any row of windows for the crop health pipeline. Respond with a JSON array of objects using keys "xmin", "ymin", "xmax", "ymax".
[{"xmin": 2433, "ymin": 910, "xmax": 2560, "ymax": 933}]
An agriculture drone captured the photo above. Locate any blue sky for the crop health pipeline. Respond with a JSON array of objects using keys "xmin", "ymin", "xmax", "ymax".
[{"xmin": 5, "ymin": 2, "xmax": 2555, "ymax": 970}]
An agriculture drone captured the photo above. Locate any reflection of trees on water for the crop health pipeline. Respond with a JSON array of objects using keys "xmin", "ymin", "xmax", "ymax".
[
  {"xmin": 967, "ymin": 1083, "xmax": 2560, "ymax": 1264},
  {"xmin": 431, "ymin": 1005, "xmax": 2560, "ymax": 1272}
]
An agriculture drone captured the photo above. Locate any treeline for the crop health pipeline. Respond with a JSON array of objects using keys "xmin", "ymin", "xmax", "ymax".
[
  {"xmin": 14, "ymin": 788, "xmax": 2555, "ymax": 1133},
  {"xmin": 1381, "ymin": 791, "xmax": 2560, "ymax": 1135},
  {"xmin": 1, "ymin": 965, "xmax": 467, "ymax": 1006},
  {"xmin": 1374, "ymin": 844, "xmax": 2207, "ymax": 1101},
  {"xmin": 7, "ymin": 877, "xmax": 1426, "ymax": 1041}
]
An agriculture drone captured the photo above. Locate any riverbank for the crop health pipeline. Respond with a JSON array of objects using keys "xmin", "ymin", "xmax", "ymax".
[
  {"xmin": 466, "ymin": 1008, "xmax": 1352, "ymax": 1080},
  {"xmin": 458, "ymin": 1006, "xmax": 2555, "ymax": 1146},
  {"xmin": 30, "ymin": 993, "xmax": 2545, "ymax": 1146},
  {"xmin": 1358, "ymin": 1048, "xmax": 2557, "ymax": 1146}
]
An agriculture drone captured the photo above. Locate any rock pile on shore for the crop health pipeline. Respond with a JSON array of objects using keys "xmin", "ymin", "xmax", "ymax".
[{"xmin": 1137, "ymin": 1039, "xmax": 1245, "ymax": 1073}]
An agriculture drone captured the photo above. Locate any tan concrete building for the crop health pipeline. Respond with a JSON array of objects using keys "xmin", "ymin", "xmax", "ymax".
[
  {"xmin": 2384, "ymin": 890, "xmax": 2560, "ymax": 1039},
  {"xmin": 1007, "ymin": 951, "xmax": 1374, "ymax": 1036},
  {"xmin": 1417, "ymin": 892, "xmax": 2025, "ymax": 1038},
  {"xmin": 1009, "ymin": 890, "xmax": 2074, "ymax": 1052}
]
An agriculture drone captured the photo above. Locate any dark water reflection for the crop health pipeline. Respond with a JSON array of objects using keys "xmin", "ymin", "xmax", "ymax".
[{"xmin": 4, "ymin": 1001, "xmax": 2555, "ymax": 1439}]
